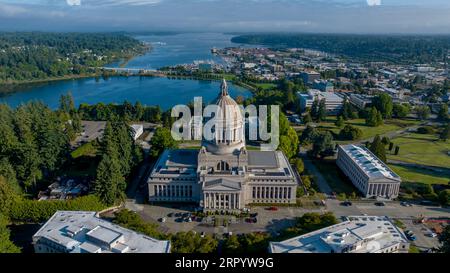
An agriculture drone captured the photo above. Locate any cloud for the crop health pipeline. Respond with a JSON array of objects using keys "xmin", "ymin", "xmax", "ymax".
[
  {"xmin": 0, "ymin": 3, "xmax": 28, "ymax": 16},
  {"xmin": 66, "ymin": 0, "xmax": 81, "ymax": 6},
  {"xmin": 367, "ymin": 0, "xmax": 381, "ymax": 6}
]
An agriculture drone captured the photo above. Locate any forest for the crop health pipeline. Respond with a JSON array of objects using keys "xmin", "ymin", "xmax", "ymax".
[
  {"xmin": 232, "ymin": 34, "xmax": 450, "ymax": 64},
  {"xmin": 0, "ymin": 32, "xmax": 148, "ymax": 85}
]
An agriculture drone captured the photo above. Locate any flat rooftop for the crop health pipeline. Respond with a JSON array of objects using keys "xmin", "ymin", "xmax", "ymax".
[
  {"xmin": 33, "ymin": 211, "xmax": 171, "ymax": 253},
  {"xmin": 269, "ymin": 216, "xmax": 408, "ymax": 253},
  {"xmin": 339, "ymin": 144, "xmax": 401, "ymax": 181}
]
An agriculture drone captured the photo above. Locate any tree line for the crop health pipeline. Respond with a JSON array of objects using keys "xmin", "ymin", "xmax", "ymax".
[{"xmin": 0, "ymin": 32, "xmax": 148, "ymax": 85}]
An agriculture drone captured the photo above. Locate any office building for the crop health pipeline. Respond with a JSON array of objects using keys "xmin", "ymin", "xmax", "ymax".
[
  {"xmin": 336, "ymin": 145, "xmax": 402, "ymax": 199},
  {"xmin": 33, "ymin": 211, "xmax": 171, "ymax": 253}
]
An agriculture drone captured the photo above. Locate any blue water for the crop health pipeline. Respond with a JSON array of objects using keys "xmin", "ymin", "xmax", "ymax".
[
  {"xmin": 112, "ymin": 32, "xmax": 240, "ymax": 69},
  {"xmin": 0, "ymin": 77, "xmax": 250, "ymax": 110},
  {"xmin": 0, "ymin": 33, "xmax": 253, "ymax": 110}
]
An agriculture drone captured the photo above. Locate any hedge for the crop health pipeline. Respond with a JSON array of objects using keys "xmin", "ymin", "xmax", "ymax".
[{"xmin": 9, "ymin": 195, "xmax": 107, "ymax": 223}]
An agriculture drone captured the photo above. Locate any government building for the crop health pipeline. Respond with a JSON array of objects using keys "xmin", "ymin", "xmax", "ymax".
[
  {"xmin": 337, "ymin": 144, "xmax": 401, "ymax": 200},
  {"xmin": 147, "ymin": 80, "xmax": 298, "ymax": 211},
  {"xmin": 33, "ymin": 211, "xmax": 171, "ymax": 253},
  {"xmin": 269, "ymin": 215, "xmax": 410, "ymax": 253}
]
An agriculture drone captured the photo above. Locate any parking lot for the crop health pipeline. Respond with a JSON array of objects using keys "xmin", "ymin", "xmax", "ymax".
[
  {"xmin": 133, "ymin": 203, "xmax": 324, "ymax": 236},
  {"xmin": 123, "ymin": 196, "xmax": 449, "ymax": 251}
]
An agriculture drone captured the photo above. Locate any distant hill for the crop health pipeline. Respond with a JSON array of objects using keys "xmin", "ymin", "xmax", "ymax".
[{"xmin": 232, "ymin": 33, "xmax": 450, "ymax": 64}]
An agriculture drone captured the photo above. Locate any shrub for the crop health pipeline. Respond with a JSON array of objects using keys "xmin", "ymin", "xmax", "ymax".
[
  {"xmin": 9, "ymin": 195, "xmax": 106, "ymax": 222},
  {"xmin": 417, "ymin": 126, "xmax": 434, "ymax": 134},
  {"xmin": 339, "ymin": 125, "xmax": 363, "ymax": 140}
]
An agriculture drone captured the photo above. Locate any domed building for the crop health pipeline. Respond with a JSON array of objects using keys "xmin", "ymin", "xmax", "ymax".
[{"xmin": 147, "ymin": 80, "xmax": 298, "ymax": 211}]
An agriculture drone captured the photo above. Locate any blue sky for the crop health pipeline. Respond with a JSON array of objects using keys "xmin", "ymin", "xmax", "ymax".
[{"xmin": 0, "ymin": 0, "xmax": 449, "ymax": 33}]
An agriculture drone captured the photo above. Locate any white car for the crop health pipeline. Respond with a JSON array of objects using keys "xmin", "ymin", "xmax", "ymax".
[{"xmin": 427, "ymin": 232, "xmax": 437, "ymax": 238}]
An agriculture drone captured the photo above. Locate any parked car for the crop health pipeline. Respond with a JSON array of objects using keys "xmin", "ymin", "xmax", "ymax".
[
  {"xmin": 267, "ymin": 206, "xmax": 278, "ymax": 211},
  {"xmin": 159, "ymin": 217, "xmax": 166, "ymax": 223},
  {"xmin": 200, "ymin": 232, "xmax": 205, "ymax": 238},
  {"xmin": 167, "ymin": 213, "xmax": 174, "ymax": 217},
  {"xmin": 374, "ymin": 202, "xmax": 386, "ymax": 206},
  {"xmin": 341, "ymin": 201, "xmax": 352, "ymax": 206},
  {"xmin": 426, "ymin": 232, "xmax": 437, "ymax": 238}
]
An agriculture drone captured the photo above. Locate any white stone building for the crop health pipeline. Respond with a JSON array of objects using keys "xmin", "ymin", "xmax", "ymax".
[
  {"xmin": 147, "ymin": 80, "xmax": 298, "ymax": 211},
  {"xmin": 33, "ymin": 211, "xmax": 171, "ymax": 253},
  {"xmin": 297, "ymin": 89, "xmax": 344, "ymax": 114},
  {"xmin": 337, "ymin": 145, "xmax": 402, "ymax": 199},
  {"xmin": 269, "ymin": 216, "xmax": 410, "ymax": 253}
]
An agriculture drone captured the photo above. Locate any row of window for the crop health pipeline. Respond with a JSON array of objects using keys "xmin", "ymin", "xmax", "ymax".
[
  {"xmin": 251, "ymin": 186, "xmax": 292, "ymax": 199},
  {"xmin": 154, "ymin": 185, "xmax": 193, "ymax": 198}
]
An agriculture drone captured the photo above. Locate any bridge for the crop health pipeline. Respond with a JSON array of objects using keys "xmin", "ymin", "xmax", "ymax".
[{"xmin": 93, "ymin": 66, "xmax": 168, "ymax": 77}]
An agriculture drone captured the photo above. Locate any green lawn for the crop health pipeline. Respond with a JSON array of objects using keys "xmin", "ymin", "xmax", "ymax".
[
  {"xmin": 388, "ymin": 164, "xmax": 450, "ymax": 185},
  {"xmin": 387, "ymin": 133, "xmax": 450, "ymax": 168},
  {"xmin": 253, "ymin": 83, "xmax": 277, "ymax": 90},
  {"xmin": 71, "ymin": 141, "xmax": 98, "ymax": 159},
  {"xmin": 317, "ymin": 117, "xmax": 420, "ymax": 142}
]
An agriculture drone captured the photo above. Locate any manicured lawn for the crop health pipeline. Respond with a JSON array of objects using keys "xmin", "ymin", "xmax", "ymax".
[
  {"xmin": 317, "ymin": 117, "xmax": 420, "ymax": 142},
  {"xmin": 71, "ymin": 141, "xmax": 98, "ymax": 159},
  {"xmin": 313, "ymin": 159, "xmax": 359, "ymax": 195},
  {"xmin": 254, "ymin": 83, "xmax": 277, "ymax": 90},
  {"xmin": 387, "ymin": 133, "xmax": 450, "ymax": 168},
  {"xmin": 388, "ymin": 164, "xmax": 450, "ymax": 185}
]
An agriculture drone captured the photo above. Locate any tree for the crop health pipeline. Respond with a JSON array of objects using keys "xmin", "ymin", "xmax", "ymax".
[
  {"xmin": 94, "ymin": 154, "xmax": 126, "ymax": 205},
  {"xmin": 415, "ymin": 106, "xmax": 430, "ymax": 120},
  {"xmin": 335, "ymin": 116, "xmax": 344, "ymax": 128},
  {"xmin": 381, "ymin": 136, "xmax": 390, "ymax": 146},
  {"xmin": 222, "ymin": 235, "xmax": 241, "ymax": 254},
  {"xmin": 149, "ymin": 127, "xmax": 178, "ymax": 158},
  {"xmin": 282, "ymin": 212, "xmax": 337, "ymax": 238},
  {"xmin": 279, "ymin": 126, "xmax": 299, "ymax": 159},
  {"xmin": 291, "ymin": 158, "xmax": 304, "ymax": 174},
  {"xmin": 438, "ymin": 103, "xmax": 449, "ymax": 121},
  {"xmin": 438, "ymin": 225, "xmax": 450, "ymax": 253},
  {"xmin": 372, "ymin": 93, "xmax": 393, "ymax": 119},
  {"xmin": 341, "ymin": 99, "xmax": 353, "ymax": 120},
  {"xmin": 365, "ymin": 107, "xmax": 383, "ymax": 127},
  {"xmin": 300, "ymin": 125, "xmax": 319, "ymax": 145},
  {"xmin": 393, "ymin": 103, "xmax": 410, "ymax": 118},
  {"xmin": 317, "ymin": 99, "xmax": 327, "ymax": 122},
  {"xmin": 0, "ymin": 214, "xmax": 20, "ymax": 253},
  {"xmin": 440, "ymin": 123, "xmax": 450, "ymax": 141},
  {"xmin": 311, "ymin": 131, "xmax": 334, "ymax": 158},
  {"xmin": 310, "ymin": 99, "xmax": 319, "ymax": 121},
  {"xmin": 339, "ymin": 125, "xmax": 362, "ymax": 140},
  {"xmin": 369, "ymin": 135, "xmax": 387, "ymax": 162},
  {"xmin": 303, "ymin": 112, "xmax": 312, "ymax": 124},
  {"xmin": 438, "ymin": 190, "xmax": 450, "ymax": 207}
]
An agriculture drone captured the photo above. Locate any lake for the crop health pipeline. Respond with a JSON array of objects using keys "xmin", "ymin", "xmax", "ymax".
[{"xmin": 0, "ymin": 33, "xmax": 252, "ymax": 109}]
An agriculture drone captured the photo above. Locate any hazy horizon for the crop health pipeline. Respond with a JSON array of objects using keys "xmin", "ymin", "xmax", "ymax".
[{"xmin": 0, "ymin": 0, "xmax": 450, "ymax": 34}]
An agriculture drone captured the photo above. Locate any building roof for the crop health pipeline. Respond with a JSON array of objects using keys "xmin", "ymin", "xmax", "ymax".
[
  {"xmin": 339, "ymin": 144, "xmax": 401, "ymax": 182},
  {"xmin": 269, "ymin": 216, "xmax": 408, "ymax": 253},
  {"xmin": 247, "ymin": 151, "xmax": 278, "ymax": 168},
  {"xmin": 33, "ymin": 211, "xmax": 171, "ymax": 253},
  {"xmin": 298, "ymin": 90, "xmax": 344, "ymax": 103}
]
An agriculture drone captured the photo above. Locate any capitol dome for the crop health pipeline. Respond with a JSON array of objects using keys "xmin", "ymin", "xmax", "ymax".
[{"xmin": 203, "ymin": 79, "xmax": 245, "ymax": 155}]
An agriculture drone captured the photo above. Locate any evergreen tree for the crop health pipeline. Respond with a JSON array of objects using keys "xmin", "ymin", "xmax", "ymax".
[
  {"xmin": 317, "ymin": 99, "xmax": 327, "ymax": 122},
  {"xmin": 335, "ymin": 116, "xmax": 345, "ymax": 128},
  {"xmin": 438, "ymin": 104, "xmax": 449, "ymax": 121},
  {"xmin": 440, "ymin": 123, "xmax": 450, "ymax": 141},
  {"xmin": 94, "ymin": 154, "xmax": 126, "ymax": 206},
  {"xmin": 369, "ymin": 135, "xmax": 387, "ymax": 162},
  {"xmin": 303, "ymin": 112, "xmax": 312, "ymax": 124}
]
